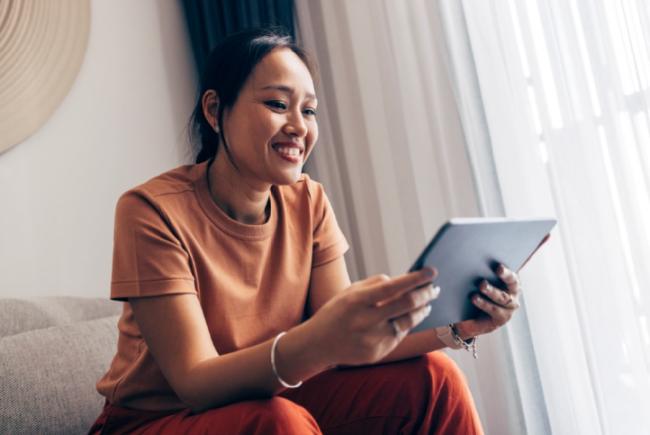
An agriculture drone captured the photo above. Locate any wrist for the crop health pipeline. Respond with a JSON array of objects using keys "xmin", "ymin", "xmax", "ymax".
[
  {"xmin": 275, "ymin": 322, "xmax": 334, "ymax": 385},
  {"xmin": 450, "ymin": 324, "xmax": 479, "ymax": 359},
  {"xmin": 454, "ymin": 322, "xmax": 476, "ymax": 341},
  {"xmin": 300, "ymin": 318, "xmax": 339, "ymax": 368}
]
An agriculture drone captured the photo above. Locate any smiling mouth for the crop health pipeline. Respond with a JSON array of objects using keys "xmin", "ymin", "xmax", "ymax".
[
  {"xmin": 271, "ymin": 145, "xmax": 304, "ymax": 157},
  {"xmin": 271, "ymin": 145, "xmax": 304, "ymax": 164}
]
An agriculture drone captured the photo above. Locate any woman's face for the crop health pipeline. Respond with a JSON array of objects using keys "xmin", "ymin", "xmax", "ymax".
[{"xmin": 214, "ymin": 48, "xmax": 318, "ymax": 187}]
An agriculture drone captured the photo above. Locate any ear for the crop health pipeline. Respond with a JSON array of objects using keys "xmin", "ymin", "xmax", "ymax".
[{"xmin": 201, "ymin": 90, "xmax": 220, "ymax": 130}]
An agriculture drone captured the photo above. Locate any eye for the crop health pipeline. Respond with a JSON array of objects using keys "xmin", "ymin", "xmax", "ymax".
[
  {"xmin": 303, "ymin": 108, "xmax": 317, "ymax": 116},
  {"xmin": 266, "ymin": 101, "xmax": 287, "ymax": 110}
]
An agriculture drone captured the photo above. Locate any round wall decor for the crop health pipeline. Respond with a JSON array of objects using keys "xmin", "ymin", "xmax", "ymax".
[{"xmin": 0, "ymin": 0, "xmax": 91, "ymax": 154}]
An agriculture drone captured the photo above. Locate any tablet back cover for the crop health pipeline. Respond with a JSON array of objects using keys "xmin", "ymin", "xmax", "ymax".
[{"xmin": 407, "ymin": 218, "xmax": 556, "ymax": 334}]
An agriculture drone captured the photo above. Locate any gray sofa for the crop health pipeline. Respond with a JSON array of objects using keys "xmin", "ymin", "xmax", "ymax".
[{"xmin": 0, "ymin": 297, "xmax": 123, "ymax": 435}]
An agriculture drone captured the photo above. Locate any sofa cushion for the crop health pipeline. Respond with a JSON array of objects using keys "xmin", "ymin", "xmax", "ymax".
[
  {"xmin": 0, "ymin": 315, "xmax": 120, "ymax": 435},
  {"xmin": 0, "ymin": 297, "xmax": 122, "ymax": 338}
]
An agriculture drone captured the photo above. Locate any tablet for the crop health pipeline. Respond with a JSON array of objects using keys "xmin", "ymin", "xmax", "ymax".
[{"xmin": 406, "ymin": 217, "xmax": 556, "ymax": 334}]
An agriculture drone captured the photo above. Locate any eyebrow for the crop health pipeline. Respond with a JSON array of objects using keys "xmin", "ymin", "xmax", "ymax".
[{"xmin": 261, "ymin": 85, "xmax": 317, "ymax": 101}]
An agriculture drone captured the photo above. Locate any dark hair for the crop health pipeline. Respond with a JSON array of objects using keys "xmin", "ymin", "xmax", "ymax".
[{"xmin": 188, "ymin": 26, "xmax": 320, "ymax": 165}]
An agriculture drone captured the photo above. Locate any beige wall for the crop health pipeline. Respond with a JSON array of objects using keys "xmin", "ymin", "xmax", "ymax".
[{"xmin": 0, "ymin": 1, "xmax": 197, "ymax": 298}]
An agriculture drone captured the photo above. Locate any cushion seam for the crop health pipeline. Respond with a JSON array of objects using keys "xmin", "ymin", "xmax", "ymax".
[{"xmin": 0, "ymin": 314, "xmax": 120, "ymax": 339}]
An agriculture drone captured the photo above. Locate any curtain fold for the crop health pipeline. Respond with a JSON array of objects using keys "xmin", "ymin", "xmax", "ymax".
[
  {"xmin": 437, "ymin": 2, "xmax": 552, "ymax": 434},
  {"xmin": 294, "ymin": 1, "xmax": 537, "ymax": 434},
  {"xmin": 181, "ymin": 0, "xmax": 296, "ymax": 72},
  {"xmin": 439, "ymin": 0, "xmax": 650, "ymax": 434}
]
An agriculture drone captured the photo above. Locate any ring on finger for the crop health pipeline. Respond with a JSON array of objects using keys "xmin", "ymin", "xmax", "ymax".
[{"xmin": 390, "ymin": 319, "xmax": 406, "ymax": 338}]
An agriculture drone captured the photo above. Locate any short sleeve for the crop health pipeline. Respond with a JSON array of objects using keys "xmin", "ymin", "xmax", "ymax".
[
  {"xmin": 308, "ymin": 180, "xmax": 350, "ymax": 268},
  {"xmin": 110, "ymin": 191, "xmax": 196, "ymax": 301}
]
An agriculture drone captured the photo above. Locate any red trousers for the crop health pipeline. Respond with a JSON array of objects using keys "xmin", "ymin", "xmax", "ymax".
[{"xmin": 88, "ymin": 351, "xmax": 483, "ymax": 434}]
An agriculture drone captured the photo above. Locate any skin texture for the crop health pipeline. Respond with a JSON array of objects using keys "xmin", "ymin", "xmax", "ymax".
[{"xmin": 127, "ymin": 47, "xmax": 550, "ymax": 413}]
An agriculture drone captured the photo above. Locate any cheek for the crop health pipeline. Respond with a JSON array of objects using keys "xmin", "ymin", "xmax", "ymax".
[
  {"xmin": 311, "ymin": 122, "xmax": 319, "ymax": 141},
  {"xmin": 246, "ymin": 105, "xmax": 276, "ymax": 142},
  {"xmin": 306, "ymin": 123, "xmax": 318, "ymax": 156},
  {"xmin": 258, "ymin": 116, "xmax": 285, "ymax": 147}
]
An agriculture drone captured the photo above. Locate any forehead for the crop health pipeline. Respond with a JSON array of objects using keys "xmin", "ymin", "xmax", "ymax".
[{"xmin": 247, "ymin": 48, "xmax": 315, "ymax": 94}]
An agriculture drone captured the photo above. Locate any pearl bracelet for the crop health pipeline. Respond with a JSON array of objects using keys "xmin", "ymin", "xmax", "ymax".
[{"xmin": 271, "ymin": 332, "xmax": 303, "ymax": 388}]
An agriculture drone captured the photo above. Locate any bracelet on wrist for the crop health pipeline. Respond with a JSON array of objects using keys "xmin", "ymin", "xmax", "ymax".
[
  {"xmin": 450, "ymin": 324, "xmax": 478, "ymax": 359},
  {"xmin": 435, "ymin": 324, "xmax": 479, "ymax": 359},
  {"xmin": 271, "ymin": 332, "xmax": 303, "ymax": 388}
]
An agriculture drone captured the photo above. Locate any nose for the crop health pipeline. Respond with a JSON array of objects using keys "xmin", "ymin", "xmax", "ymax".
[{"xmin": 283, "ymin": 109, "xmax": 308, "ymax": 138}]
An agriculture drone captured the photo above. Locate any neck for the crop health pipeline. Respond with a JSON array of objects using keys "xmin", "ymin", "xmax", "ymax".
[{"xmin": 207, "ymin": 153, "xmax": 271, "ymax": 225}]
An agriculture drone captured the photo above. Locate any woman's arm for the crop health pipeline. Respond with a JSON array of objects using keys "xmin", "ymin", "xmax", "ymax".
[
  {"xmin": 310, "ymin": 257, "xmax": 528, "ymax": 366},
  {"xmin": 129, "ymin": 294, "xmax": 330, "ymax": 414},
  {"xmin": 130, "ymin": 264, "xmax": 437, "ymax": 413},
  {"xmin": 308, "ymin": 257, "xmax": 449, "ymax": 365}
]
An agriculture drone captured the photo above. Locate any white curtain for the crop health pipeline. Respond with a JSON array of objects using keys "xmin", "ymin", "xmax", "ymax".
[
  {"xmin": 294, "ymin": 1, "xmax": 545, "ymax": 434},
  {"xmin": 439, "ymin": 0, "xmax": 650, "ymax": 434}
]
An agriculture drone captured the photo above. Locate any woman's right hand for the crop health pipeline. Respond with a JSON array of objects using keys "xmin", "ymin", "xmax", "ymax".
[{"xmin": 307, "ymin": 267, "xmax": 440, "ymax": 367}]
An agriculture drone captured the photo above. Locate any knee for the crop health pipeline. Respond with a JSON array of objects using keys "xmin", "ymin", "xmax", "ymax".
[
  {"xmin": 412, "ymin": 352, "xmax": 482, "ymax": 432},
  {"xmin": 409, "ymin": 351, "xmax": 472, "ymax": 400},
  {"xmin": 239, "ymin": 397, "xmax": 320, "ymax": 434}
]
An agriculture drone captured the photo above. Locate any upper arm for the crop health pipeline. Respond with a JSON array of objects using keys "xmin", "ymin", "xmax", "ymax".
[
  {"xmin": 307, "ymin": 255, "xmax": 352, "ymax": 317},
  {"xmin": 128, "ymin": 293, "xmax": 218, "ymax": 409}
]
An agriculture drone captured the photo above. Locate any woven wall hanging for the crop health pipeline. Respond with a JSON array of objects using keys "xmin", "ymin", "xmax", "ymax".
[{"xmin": 0, "ymin": 0, "xmax": 91, "ymax": 154}]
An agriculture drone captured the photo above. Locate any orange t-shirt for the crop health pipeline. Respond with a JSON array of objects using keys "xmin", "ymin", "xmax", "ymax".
[{"xmin": 96, "ymin": 158, "xmax": 349, "ymax": 411}]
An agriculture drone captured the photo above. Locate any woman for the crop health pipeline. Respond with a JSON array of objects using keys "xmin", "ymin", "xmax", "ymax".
[{"xmin": 89, "ymin": 27, "xmax": 523, "ymax": 434}]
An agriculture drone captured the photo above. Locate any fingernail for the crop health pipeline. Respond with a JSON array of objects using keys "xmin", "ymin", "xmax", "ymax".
[
  {"xmin": 500, "ymin": 265, "xmax": 511, "ymax": 277},
  {"xmin": 424, "ymin": 267, "xmax": 435, "ymax": 278},
  {"xmin": 475, "ymin": 295, "xmax": 482, "ymax": 303},
  {"xmin": 425, "ymin": 304, "xmax": 432, "ymax": 315},
  {"xmin": 432, "ymin": 286, "xmax": 441, "ymax": 298}
]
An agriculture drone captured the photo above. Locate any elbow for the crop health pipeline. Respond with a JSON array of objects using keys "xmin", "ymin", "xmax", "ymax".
[
  {"xmin": 179, "ymin": 390, "xmax": 204, "ymax": 415},
  {"xmin": 176, "ymin": 362, "xmax": 279, "ymax": 414},
  {"xmin": 180, "ymin": 381, "xmax": 213, "ymax": 415},
  {"xmin": 175, "ymin": 373, "xmax": 207, "ymax": 414},
  {"xmin": 182, "ymin": 388, "xmax": 211, "ymax": 415},
  {"xmin": 187, "ymin": 402, "xmax": 207, "ymax": 415},
  {"xmin": 176, "ymin": 377, "xmax": 226, "ymax": 414}
]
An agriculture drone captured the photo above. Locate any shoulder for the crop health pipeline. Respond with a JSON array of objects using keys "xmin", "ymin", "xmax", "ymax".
[
  {"xmin": 276, "ymin": 173, "xmax": 328, "ymax": 207},
  {"xmin": 115, "ymin": 163, "xmax": 197, "ymax": 215},
  {"xmin": 125, "ymin": 164, "xmax": 196, "ymax": 200},
  {"xmin": 275, "ymin": 174, "xmax": 335, "ymax": 234}
]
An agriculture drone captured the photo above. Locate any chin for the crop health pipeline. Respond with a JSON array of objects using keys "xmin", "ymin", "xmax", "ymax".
[{"xmin": 273, "ymin": 170, "xmax": 303, "ymax": 186}]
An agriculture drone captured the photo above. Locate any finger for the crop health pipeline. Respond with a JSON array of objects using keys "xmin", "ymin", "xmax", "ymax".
[
  {"xmin": 473, "ymin": 294, "xmax": 515, "ymax": 325},
  {"xmin": 363, "ymin": 274, "xmax": 392, "ymax": 286},
  {"xmin": 388, "ymin": 303, "xmax": 432, "ymax": 339},
  {"xmin": 497, "ymin": 264, "xmax": 522, "ymax": 296},
  {"xmin": 519, "ymin": 233, "xmax": 551, "ymax": 271},
  {"xmin": 388, "ymin": 319, "xmax": 408, "ymax": 340},
  {"xmin": 479, "ymin": 280, "xmax": 518, "ymax": 309},
  {"xmin": 376, "ymin": 284, "xmax": 440, "ymax": 321},
  {"xmin": 361, "ymin": 267, "xmax": 437, "ymax": 305}
]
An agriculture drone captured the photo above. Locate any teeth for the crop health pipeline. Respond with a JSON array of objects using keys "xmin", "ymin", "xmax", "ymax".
[{"xmin": 275, "ymin": 147, "xmax": 302, "ymax": 156}]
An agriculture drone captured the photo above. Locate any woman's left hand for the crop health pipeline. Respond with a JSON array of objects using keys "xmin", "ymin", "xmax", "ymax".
[
  {"xmin": 454, "ymin": 264, "xmax": 521, "ymax": 340},
  {"xmin": 454, "ymin": 232, "xmax": 551, "ymax": 340}
]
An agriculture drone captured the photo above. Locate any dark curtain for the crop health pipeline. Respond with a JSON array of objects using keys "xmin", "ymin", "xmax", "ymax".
[{"xmin": 182, "ymin": 0, "xmax": 296, "ymax": 74}]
